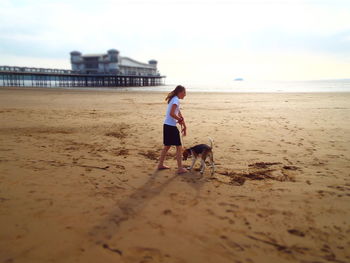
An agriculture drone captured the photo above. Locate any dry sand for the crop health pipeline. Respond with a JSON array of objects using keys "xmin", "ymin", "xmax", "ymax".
[{"xmin": 0, "ymin": 87, "xmax": 349, "ymax": 263}]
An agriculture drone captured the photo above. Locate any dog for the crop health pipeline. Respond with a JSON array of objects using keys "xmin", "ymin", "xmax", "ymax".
[{"xmin": 183, "ymin": 138, "xmax": 215, "ymax": 175}]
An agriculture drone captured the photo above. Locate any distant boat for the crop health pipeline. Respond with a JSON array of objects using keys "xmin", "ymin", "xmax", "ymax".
[{"xmin": 234, "ymin": 78, "xmax": 244, "ymax": 81}]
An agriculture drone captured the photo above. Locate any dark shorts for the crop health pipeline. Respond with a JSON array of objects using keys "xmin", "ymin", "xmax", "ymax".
[{"xmin": 163, "ymin": 124, "xmax": 181, "ymax": 146}]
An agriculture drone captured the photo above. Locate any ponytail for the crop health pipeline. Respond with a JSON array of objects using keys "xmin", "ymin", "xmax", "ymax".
[{"xmin": 165, "ymin": 85, "xmax": 185, "ymax": 104}]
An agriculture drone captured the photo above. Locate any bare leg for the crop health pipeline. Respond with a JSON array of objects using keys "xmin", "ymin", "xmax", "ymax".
[
  {"xmin": 158, "ymin": 146, "xmax": 171, "ymax": 169},
  {"xmin": 176, "ymin": 146, "xmax": 187, "ymax": 174}
]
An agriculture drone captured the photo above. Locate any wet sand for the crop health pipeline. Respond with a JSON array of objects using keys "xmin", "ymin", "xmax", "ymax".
[{"xmin": 0, "ymin": 87, "xmax": 349, "ymax": 263}]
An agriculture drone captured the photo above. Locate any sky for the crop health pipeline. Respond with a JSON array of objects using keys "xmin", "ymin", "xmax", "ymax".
[{"xmin": 0, "ymin": 0, "xmax": 349, "ymax": 84}]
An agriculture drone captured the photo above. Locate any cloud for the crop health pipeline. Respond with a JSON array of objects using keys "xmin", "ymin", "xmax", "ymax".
[{"xmin": 0, "ymin": 0, "xmax": 349, "ymax": 81}]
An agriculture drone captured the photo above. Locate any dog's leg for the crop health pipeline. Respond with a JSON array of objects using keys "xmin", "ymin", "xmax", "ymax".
[
  {"xmin": 200, "ymin": 158, "xmax": 206, "ymax": 174},
  {"xmin": 210, "ymin": 152, "xmax": 215, "ymax": 175},
  {"xmin": 190, "ymin": 156, "xmax": 196, "ymax": 171}
]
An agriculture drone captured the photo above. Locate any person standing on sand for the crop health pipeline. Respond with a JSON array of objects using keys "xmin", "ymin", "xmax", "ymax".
[{"xmin": 157, "ymin": 85, "xmax": 188, "ymax": 174}]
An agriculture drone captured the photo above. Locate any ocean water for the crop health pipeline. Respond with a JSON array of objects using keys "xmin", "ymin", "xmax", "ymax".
[
  {"xmin": 1, "ymin": 78, "xmax": 350, "ymax": 93},
  {"xmin": 124, "ymin": 79, "xmax": 350, "ymax": 93}
]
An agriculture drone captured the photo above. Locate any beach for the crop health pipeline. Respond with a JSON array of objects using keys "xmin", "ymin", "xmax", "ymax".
[{"xmin": 0, "ymin": 87, "xmax": 349, "ymax": 263}]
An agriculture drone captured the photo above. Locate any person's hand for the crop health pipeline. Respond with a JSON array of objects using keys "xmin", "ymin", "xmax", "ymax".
[
  {"xmin": 181, "ymin": 125, "xmax": 187, "ymax": 136},
  {"xmin": 178, "ymin": 117, "xmax": 184, "ymax": 125}
]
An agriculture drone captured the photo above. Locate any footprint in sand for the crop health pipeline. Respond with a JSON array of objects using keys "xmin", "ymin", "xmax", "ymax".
[
  {"xmin": 105, "ymin": 123, "xmax": 130, "ymax": 139},
  {"xmin": 169, "ymin": 193, "xmax": 198, "ymax": 206},
  {"xmin": 238, "ymin": 162, "xmax": 299, "ymax": 183},
  {"xmin": 123, "ymin": 247, "xmax": 165, "ymax": 263},
  {"xmin": 138, "ymin": 148, "xmax": 165, "ymax": 161},
  {"xmin": 111, "ymin": 147, "xmax": 129, "ymax": 156},
  {"xmin": 288, "ymin": 229, "xmax": 305, "ymax": 237}
]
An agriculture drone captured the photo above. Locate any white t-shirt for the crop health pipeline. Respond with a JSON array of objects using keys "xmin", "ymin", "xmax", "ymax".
[{"xmin": 164, "ymin": 96, "xmax": 180, "ymax": 126}]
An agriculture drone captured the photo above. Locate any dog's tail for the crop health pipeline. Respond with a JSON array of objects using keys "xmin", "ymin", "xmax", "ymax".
[{"xmin": 208, "ymin": 137, "xmax": 214, "ymax": 149}]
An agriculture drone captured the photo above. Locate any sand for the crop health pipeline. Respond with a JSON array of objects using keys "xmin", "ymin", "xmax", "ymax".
[{"xmin": 0, "ymin": 87, "xmax": 349, "ymax": 263}]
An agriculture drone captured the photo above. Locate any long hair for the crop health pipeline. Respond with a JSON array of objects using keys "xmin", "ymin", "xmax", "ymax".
[{"xmin": 165, "ymin": 85, "xmax": 185, "ymax": 104}]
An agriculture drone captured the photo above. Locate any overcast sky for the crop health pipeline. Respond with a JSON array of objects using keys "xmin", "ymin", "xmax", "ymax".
[{"xmin": 0, "ymin": 0, "xmax": 349, "ymax": 84}]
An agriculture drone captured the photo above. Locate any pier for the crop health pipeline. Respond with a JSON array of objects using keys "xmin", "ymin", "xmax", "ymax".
[{"xmin": 0, "ymin": 66, "xmax": 166, "ymax": 88}]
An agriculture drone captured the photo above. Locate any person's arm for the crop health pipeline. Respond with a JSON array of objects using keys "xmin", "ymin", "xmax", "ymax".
[
  {"xmin": 178, "ymin": 110, "xmax": 185, "ymax": 124},
  {"xmin": 178, "ymin": 110, "xmax": 184, "ymax": 119},
  {"xmin": 170, "ymin": 103, "xmax": 187, "ymax": 136},
  {"xmin": 170, "ymin": 104, "xmax": 182, "ymax": 122},
  {"xmin": 181, "ymin": 122, "xmax": 187, "ymax": 136},
  {"xmin": 178, "ymin": 110, "xmax": 187, "ymax": 136}
]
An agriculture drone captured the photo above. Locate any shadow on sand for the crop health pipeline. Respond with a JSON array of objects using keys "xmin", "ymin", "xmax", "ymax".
[{"xmin": 88, "ymin": 168, "xmax": 210, "ymax": 246}]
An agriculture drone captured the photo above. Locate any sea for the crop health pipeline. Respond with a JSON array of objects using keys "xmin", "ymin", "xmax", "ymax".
[
  {"xmin": 125, "ymin": 79, "xmax": 350, "ymax": 93},
  {"xmin": 1, "ymin": 78, "xmax": 350, "ymax": 93}
]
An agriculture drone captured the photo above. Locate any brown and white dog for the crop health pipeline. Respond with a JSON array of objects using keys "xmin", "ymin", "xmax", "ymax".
[{"xmin": 183, "ymin": 138, "xmax": 215, "ymax": 175}]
